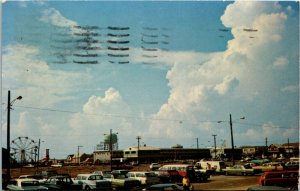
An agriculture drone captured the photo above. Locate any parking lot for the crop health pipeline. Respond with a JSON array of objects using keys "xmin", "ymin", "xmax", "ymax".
[
  {"xmin": 191, "ymin": 175, "xmax": 258, "ymax": 190},
  {"xmin": 6, "ymin": 165, "xmax": 261, "ymax": 190}
]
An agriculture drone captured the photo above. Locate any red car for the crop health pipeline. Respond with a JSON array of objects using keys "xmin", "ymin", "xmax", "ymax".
[{"xmin": 257, "ymin": 170, "xmax": 298, "ymax": 187}]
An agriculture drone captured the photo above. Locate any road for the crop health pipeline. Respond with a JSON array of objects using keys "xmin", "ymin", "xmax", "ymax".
[{"xmin": 192, "ymin": 175, "xmax": 259, "ymax": 190}]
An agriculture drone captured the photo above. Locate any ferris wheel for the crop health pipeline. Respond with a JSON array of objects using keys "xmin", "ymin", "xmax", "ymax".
[{"xmin": 11, "ymin": 136, "xmax": 38, "ymax": 164}]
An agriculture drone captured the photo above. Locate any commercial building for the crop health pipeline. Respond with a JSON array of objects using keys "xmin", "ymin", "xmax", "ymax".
[{"xmin": 123, "ymin": 145, "xmax": 211, "ymax": 163}]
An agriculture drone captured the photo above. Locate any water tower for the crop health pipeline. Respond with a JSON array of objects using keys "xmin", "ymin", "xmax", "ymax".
[{"xmin": 103, "ymin": 133, "xmax": 118, "ymax": 151}]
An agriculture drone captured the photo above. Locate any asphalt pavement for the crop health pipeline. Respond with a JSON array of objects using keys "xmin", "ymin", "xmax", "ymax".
[{"xmin": 191, "ymin": 175, "xmax": 258, "ymax": 190}]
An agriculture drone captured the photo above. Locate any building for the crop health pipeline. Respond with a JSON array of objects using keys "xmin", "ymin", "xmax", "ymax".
[
  {"xmin": 123, "ymin": 145, "xmax": 211, "ymax": 163},
  {"xmin": 124, "ymin": 146, "xmax": 160, "ymax": 163},
  {"xmin": 93, "ymin": 150, "xmax": 123, "ymax": 164},
  {"xmin": 65, "ymin": 153, "xmax": 91, "ymax": 165}
]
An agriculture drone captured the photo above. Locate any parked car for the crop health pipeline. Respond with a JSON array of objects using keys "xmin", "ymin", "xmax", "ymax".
[
  {"xmin": 155, "ymin": 167, "xmax": 183, "ymax": 183},
  {"xmin": 158, "ymin": 164, "xmax": 209, "ymax": 183},
  {"xmin": 257, "ymin": 170, "xmax": 299, "ymax": 187},
  {"xmin": 127, "ymin": 171, "xmax": 160, "ymax": 186},
  {"xmin": 252, "ymin": 162, "xmax": 283, "ymax": 172},
  {"xmin": 247, "ymin": 185, "xmax": 290, "ymax": 190},
  {"xmin": 150, "ymin": 163, "xmax": 161, "ymax": 170},
  {"xmin": 223, "ymin": 164, "xmax": 261, "ymax": 176},
  {"xmin": 42, "ymin": 174, "xmax": 82, "ymax": 190},
  {"xmin": 6, "ymin": 178, "xmax": 48, "ymax": 190},
  {"xmin": 92, "ymin": 170, "xmax": 112, "ymax": 179},
  {"xmin": 33, "ymin": 170, "xmax": 58, "ymax": 181},
  {"xmin": 73, "ymin": 173, "xmax": 111, "ymax": 190},
  {"xmin": 285, "ymin": 161, "xmax": 299, "ymax": 170},
  {"xmin": 144, "ymin": 183, "xmax": 183, "ymax": 190},
  {"xmin": 110, "ymin": 170, "xmax": 141, "ymax": 190},
  {"xmin": 18, "ymin": 175, "xmax": 37, "ymax": 179}
]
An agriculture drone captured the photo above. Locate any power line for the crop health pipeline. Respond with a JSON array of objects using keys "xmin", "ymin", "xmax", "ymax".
[
  {"xmin": 234, "ymin": 121, "xmax": 298, "ymax": 130},
  {"xmin": 6, "ymin": 104, "xmax": 299, "ymax": 130},
  {"xmin": 13, "ymin": 105, "xmax": 184, "ymax": 123}
]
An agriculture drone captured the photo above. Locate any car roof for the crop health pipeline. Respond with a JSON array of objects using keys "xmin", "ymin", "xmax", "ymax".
[
  {"xmin": 263, "ymin": 170, "xmax": 298, "ymax": 174},
  {"xmin": 77, "ymin": 174, "xmax": 95, "ymax": 176},
  {"xmin": 16, "ymin": 178, "xmax": 39, "ymax": 182}
]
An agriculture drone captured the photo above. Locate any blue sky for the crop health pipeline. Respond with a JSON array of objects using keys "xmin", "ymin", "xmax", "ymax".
[{"xmin": 1, "ymin": 1, "xmax": 299, "ymax": 159}]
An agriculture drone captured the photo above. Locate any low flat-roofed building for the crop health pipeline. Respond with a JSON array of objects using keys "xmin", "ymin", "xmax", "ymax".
[
  {"xmin": 124, "ymin": 146, "xmax": 160, "ymax": 163},
  {"xmin": 124, "ymin": 146, "xmax": 211, "ymax": 163},
  {"xmin": 93, "ymin": 150, "xmax": 123, "ymax": 164}
]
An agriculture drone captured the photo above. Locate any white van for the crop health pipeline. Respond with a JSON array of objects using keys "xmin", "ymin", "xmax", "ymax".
[{"xmin": 195, "ymin": 161, "xmax": 227, "ymax": 173}]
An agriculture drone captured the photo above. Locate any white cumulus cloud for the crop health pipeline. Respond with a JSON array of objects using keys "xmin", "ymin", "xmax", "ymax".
[
  {"xmin": 2, "ymin": 44, "xmax": 88, "ymax": 108},
  {"xmin": 40, "ymin": 8, "xmax": 77, "ymax": 28}
]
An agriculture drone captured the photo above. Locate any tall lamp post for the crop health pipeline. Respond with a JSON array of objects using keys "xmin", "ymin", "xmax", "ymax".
[
  {"xmin": 7, "ymin": 90, "xmax": 22, "ymax": 180},
  {"xmin": 218, "ymin": 114, "xmax": 245, "ymax": 166}
]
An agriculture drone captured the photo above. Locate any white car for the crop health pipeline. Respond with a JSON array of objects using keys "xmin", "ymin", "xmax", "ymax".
[
  {"xmin": 6, "ymin": 178, "xmax": 48, "ymax": 190},
  {"xmin": 18, "ymin": 175, "xmax": 36, "ymax": 179},
  {"xmin": 127, "ymin": 171, "xmax": 160, "ymax": 185},
  {"xmin": 74, "ymin": 173, "xmax": 111, "ymax": 190},
  {"xmin": 149, "ymin": 163, "xmax": 161, "ymax": 170}
]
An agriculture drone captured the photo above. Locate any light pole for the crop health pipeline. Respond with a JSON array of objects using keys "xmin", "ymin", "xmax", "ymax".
[
  {"xmin": 7, "ymin": 90, "xmax": 22, "ymax": 180},
  {"xmin": 218, "ymin": 114, "xmax": 245, "ymax": 166}
]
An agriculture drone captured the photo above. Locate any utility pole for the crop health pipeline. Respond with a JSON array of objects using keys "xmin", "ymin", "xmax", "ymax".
[
  {"xmin": 287, "ymin": 138, "xmax": 290, "ymax": 157},
  {"xmin": 196, "ymin": 137, "xmax": 199, "ymax": 149},
  {"xmin": 212, "ymin": 135, "xmax": 217, "ymax": 159},
  {"xmin": 265, "ymin": 137, "xmax": 268, "ymax": 158},
  {"xmin": 77, "ymin": 145, "xmax": 83, "ymax": 165},
  {"xmin": 110, "ymin": 129, "xmax": 112, "ymax": 171},
  {"xmin": 37, "ymin": 139, "xmax": 41, "ymax": 165},
  {"xmin": 229, "ymin": 114, "xmax": 235, "ymax": 166},
  {"xmin": 7, "ymin": 91, "xmax": 11, "ymax": 179},
  {"xmin": 136, "ymin": 136, "xmax": 141, "ymax": 164}
]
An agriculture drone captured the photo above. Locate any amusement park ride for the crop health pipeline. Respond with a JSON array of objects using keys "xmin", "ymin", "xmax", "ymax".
[{"xmin": 10, "ymin": 136, "xmax": 39, "ymax": 165}]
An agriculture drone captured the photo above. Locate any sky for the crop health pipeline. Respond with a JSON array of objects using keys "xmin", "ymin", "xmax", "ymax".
[{"xmin": 1, "ymin": 1, "xmax": 299, "ymax": 160}]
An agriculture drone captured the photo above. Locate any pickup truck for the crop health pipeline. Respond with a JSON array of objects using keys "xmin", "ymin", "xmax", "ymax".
[
  {"xmin": 73, "ymin": 173, "xmax": 111, "ymax": 190},
  {"xmin": 109, "ymin": 170, "xmax": 141, "ymax": 190},
  {"xmin": 42, "ymin": 174, "xmax": 82, "ymax": 190}
]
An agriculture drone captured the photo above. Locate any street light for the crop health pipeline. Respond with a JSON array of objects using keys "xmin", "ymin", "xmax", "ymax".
[
  {"xmin": 7, "ymin": 90, "xmax": 22, "ymax": 180},
  {"xmin": 218, "ymin": 114, "xmax": 245, "ymax": 166}
]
